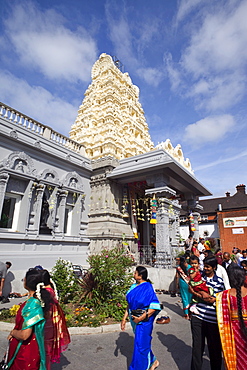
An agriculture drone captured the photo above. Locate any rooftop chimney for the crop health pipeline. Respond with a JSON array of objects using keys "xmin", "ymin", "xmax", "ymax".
[
  {"xmin": 225, "ymin": 192, "xmax": 230, "ymax": 197},
  {"xmin": 236, "ymin": 184, "xmax": 246, "ymax": 194}
]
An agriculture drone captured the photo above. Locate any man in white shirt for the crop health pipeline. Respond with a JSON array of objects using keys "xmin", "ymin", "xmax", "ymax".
[
  {"xmin": 238, "ymin": 250, "xmax": 247, "ymax": 266},
  {"xmin": 216, "ymin": 263, "xmax": 231, "ymax": 289},
  {"xmin": 198, "ymin": 238, "xmax": 205, "ymax": 253}
]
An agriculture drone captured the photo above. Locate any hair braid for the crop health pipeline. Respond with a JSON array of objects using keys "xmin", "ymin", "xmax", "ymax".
[{"xmin": 236, "ymin": 285, "xmax": 247, "ymax": 339}]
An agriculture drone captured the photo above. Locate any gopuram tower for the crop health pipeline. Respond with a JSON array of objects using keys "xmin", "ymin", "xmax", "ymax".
[{"xmin": 70, "ymin": 53, "xmax": 154, "ymax": 160}]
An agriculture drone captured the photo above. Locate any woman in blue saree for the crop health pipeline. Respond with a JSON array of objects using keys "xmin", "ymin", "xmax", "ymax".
[{"xmin": 121, "ymin": 266, "xmax": 161, "ymax": 370}]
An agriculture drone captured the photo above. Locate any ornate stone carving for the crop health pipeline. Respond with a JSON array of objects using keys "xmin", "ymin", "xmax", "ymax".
[
  {"xmin": 10, "ymin": 130, "xmax": 18, "ymax": 139},
  {"xmin": 39, "ymin": 169, "xmax": 59, "ymax": 184},
  {"xmin": 34, "ymin": 140, "xmax": 42, "ymax": 150},
  {"xmin": 62, "ymin": 171, "xmax": 84, "ymax": 191},
  {"xmin": 2, "ymin": 151, "xmax": 36, "ymax": 176},
  {"xmin": 156, "ymin": 139, "xmax": 193, "ymax": 173},
  {"xmin": 70, "ymin": 53, "xmax": 154, "ymax": 160}
]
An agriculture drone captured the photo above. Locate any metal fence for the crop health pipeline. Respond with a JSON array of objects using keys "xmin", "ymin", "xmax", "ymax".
[{"xmin": 138, "ymin": 246, "xmax": 173, "ymax": 268}]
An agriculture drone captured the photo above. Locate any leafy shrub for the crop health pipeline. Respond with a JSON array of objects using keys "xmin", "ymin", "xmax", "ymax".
[
  {"xmin": 51, "ymin": 258, "xmax": 78, "ymax": 303},
  {"xmin": 80, "ymin": 246, "xmax": 134, "ymax": 321},
  {"xmin": 0, "ymin": 309, "xmax": 12, "ymax": 320},
  {"xmin": 51, "ymin": 246, "xmax": 134, "ymax": 326}
]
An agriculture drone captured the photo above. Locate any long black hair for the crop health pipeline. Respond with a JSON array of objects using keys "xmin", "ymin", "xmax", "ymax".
[
  {"xmin": 135, "ymin": 266, "xmax": 151, "ymax": 283},
  {"xmin": 179, "ymin": 256, "xmax": 188, "ymax": 275},
  {"xmin": 227, "ymin": 264, "xmax": 247, "ymax": 339},
  {"xmin": 25, "ymin": 269, "xmax": 52, "ymax": 314},
  {"xmin": 40, "ymin": 269, "xmax": 51, "ymax": 286}
]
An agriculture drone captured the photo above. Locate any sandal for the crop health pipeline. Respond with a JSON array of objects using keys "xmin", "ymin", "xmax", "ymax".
[{"xmin": 156, "ymin": 316, "xmax": 170, "ymax": 324}]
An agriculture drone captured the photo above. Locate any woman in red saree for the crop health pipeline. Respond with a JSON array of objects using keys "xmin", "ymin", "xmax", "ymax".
[
  {"xmin": 40, "ymin": 270, "xmax": 70, "ymax": 370},
  {"xmin": 7, "ymin": 269, "xmax": 50, "ymax": 370},
  {"xmin": 216, "ymin": 264, "xmax": 247, "ymax": 370}
]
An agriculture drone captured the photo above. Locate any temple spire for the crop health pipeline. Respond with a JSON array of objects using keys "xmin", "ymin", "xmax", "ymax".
[{"xmin": 70, "ymin": 53, "xmax": 154, "ymax": 160}]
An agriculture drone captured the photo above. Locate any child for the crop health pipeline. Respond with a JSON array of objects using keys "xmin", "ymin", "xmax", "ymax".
[
  {"xmin": 189, "ymin": 255, "xmax": 210, "ymax": 297},
  {"xmin": 189, "ymin": 255, "xmax": 211, "ymax": 314}
]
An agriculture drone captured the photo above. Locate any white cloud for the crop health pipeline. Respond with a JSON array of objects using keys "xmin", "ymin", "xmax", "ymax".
[
  {"xmin": 176, "ymin": 0, "xmax": 205, "ymax": 25},
  {"xmin": 164, "ymin": 52, "xmax": 182, "ymax": 91},
  {"xmin": 105, "ymin": 2, "xmax": 138, "ymax": 68},
  {"xmin": 182, "ymin": 1, "xmax": 247, "ymax": 76},
  {"xmin": 188, "ymin": 73, "xmax": 246, "ymax": 111},
  {"xmin": 136, "ymin": 67, "xmax": 163, "ymax": 87},
  {"xmin": 170, "ymin": 0, "xmax": 247, "ymax": 111},
  {"xmin": 105, "ymin": 1, "xmax": 164, "ymax": 86},
  {"xmin": 0, "ymin": 71, "xmax": 78, "ymax": 135},
  {"xmin": 4, "ymin": 1, "xmax": 98, "ymax": 83},
  {"xmin": 195, "ymin": 149, "xmax": 247, "ymax": 171},
  {"xmin": 184, "ymin": 115, "xmax": 235, "ymax": 144}
]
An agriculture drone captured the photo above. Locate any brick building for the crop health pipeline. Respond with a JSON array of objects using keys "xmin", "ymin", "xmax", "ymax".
[
  {"xmin": 216, "ymin": 185, "xmax": 247, "ymax": 252},
  {"xmin": 180, "ymin": 184, "xmax": 247, "ymax": 252}
]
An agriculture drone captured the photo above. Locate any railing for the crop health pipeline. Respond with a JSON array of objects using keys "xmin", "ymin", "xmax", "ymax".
[
  {"xmin": 139, "ymin": 245, "xmax": 173, "ymax": 268},
  {"xmin": 139, "ymin": 245, "xmax": 156, "ymax": 266},
  {"xmin": 0, "ymin": 102, "xmax": 84, "ymax": 154}
]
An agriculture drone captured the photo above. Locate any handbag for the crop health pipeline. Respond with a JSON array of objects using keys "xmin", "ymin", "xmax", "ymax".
[
  {"xmin": 131, "ymin": 309, "xmax": 149, "ymax": 321},
  {"xmin": 0, "ymin": 361, "xmax": 8, "ymax": 370},
  {"xmin": 0, "ymin": 339, "xmax": 22, "ymax": 370},
  {"xmin": 0, "ymin": 342, "xmax": 9, "ymax": 370}
]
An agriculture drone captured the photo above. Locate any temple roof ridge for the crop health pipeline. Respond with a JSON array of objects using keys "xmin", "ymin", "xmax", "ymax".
[{"xmin": 155, "ymin": 139, "xmax": 193, "ymax": 173}]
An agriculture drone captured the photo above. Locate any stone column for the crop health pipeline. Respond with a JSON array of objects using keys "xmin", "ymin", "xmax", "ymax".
[
  {"xmin": 192, "ymin": 212, "xmax": 200, "ymax": 241},
  {"xmin": 28, "ymin": 184, "xmax": 45, "ymax": 234},
  {"xmin": 170, "ymin": 201, "xmax": 181, "ymax": 246},
  {"xmin": 79, "ymin": 194, "xmax": 87, "ymax": 236},
  {"xmin": 54, "ymin": 190, "xmax": 68, "ymax": 235},
  {"xmin": 0, "ymin": 173, "xmax": 9, "ymax": 216},
  {"xmin": 155, "ymin": 198, "xmax": 172, "ymax": 268}
]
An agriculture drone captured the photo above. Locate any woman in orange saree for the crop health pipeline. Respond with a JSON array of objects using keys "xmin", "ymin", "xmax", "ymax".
[{"xmin": 216, "ymin": 264, "xmax": 247, "ymax": 370}]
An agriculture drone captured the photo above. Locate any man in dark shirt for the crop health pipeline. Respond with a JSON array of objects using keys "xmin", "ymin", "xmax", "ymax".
[
  {"xmin": 222, "ymin": 252, "xmax": 234, "ymax": 270},
  {"xmin": 0, "ymin": 261, "xmax": 12, "ymax": 303}
]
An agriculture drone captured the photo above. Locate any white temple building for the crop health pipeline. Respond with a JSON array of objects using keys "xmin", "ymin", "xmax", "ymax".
[{"xmin": 0, "ymin": 53, "xmax": 210, "ymax": 292}]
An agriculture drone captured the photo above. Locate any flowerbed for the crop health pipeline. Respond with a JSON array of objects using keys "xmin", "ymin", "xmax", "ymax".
[{"xmin": 1, "ymin": 246, "xmax": 134, "ymax": 328}]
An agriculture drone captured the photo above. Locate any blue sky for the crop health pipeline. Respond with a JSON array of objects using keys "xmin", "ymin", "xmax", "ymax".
[{"xmin": 1, "ymin": 0, "xmax": 247, "ymax": 198}]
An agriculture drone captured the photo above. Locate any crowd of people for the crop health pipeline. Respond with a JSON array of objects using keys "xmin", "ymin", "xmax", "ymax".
[
  {"xmin": 174, "ymin": 236, "xmax": 247, "ymax": 370},
  {"xmin": 3, "ymin": 267, "xmax": 70, "ymax": 370},
  {"xmin": 2, "ymin": 241, "xmax": 247, "ymax": 370}
]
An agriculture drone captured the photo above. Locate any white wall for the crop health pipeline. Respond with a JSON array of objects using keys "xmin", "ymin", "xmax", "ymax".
[{"xmin": 180, "ymin": 223, "xmax": 219, "ymax": 241}]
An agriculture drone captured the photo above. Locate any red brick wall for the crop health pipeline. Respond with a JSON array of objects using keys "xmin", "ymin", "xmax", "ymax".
[{"xmin": 217, "ymin": 210, "xmax": 247, "ymax": 253}]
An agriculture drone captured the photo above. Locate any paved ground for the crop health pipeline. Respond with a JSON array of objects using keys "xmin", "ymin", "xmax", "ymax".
[{"xmin": 0, "ymin": 294, "xmax": 225, "ymax": 369}]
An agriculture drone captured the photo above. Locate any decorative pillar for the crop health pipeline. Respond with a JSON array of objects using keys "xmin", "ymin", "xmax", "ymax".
[
  {"xmin": 145, "ymin": 186, "xmax": 178, "ymax": 268},
  {"xmin": 155, "ymin": 198, "xmax": 171, "ymax": 268},
  {"xmin": 79, "ymin": 194, "xmax": 86, "ymax": 236},
  {"xmin": 0, "ymin": 173, "xmax": 9, "ymax": 216},
  {"xmin": 54, "ymin": 190, "xmax": 68, "ymax": 235},
  {"xmin": 28, "ymin": 184, "xmax": 44, "ymax": 234},
  {"xmin": 192, "ymin": 212, "xmax": 200, "ymax": 241}
]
